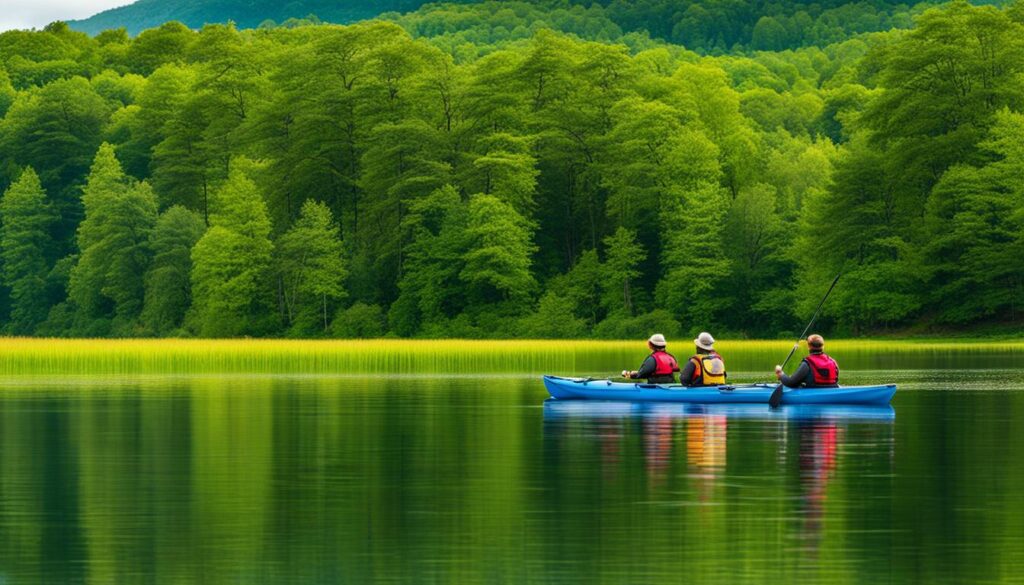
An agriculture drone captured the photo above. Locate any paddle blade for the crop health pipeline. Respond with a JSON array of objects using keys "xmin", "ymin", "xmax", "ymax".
[{"xmin": 768, "ymin": 384, "xmax": 785, "ymax": 408}]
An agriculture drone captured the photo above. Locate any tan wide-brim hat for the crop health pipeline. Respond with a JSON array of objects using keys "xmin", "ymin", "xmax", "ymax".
[
  {"xmin": 694, "ymin": 332, "xmax": 715, "ymax": 351},
  {"xmin": 648, "ymin": 333, "xmax": 667, "ymax": 347}
]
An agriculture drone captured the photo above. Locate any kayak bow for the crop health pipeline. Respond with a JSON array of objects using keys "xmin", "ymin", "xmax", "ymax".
[{"xmin": 542, "ymin": 375, "xmax": 896, "ymax": 405}]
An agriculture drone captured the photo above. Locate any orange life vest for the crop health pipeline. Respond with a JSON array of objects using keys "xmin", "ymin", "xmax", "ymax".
[{"xmin": 689, "ymin": 351, "xmax": 726, "ymax": 385}]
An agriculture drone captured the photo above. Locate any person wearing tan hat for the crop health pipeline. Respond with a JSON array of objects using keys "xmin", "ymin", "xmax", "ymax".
[
  {"xmin": 680, "ymin": 332, "xmax": 727, "ymax": 387},
  {"xmin": 622, "ymin": 334, "xmax": 679, "ymax": 384},
  {"xmin": 774, "ymin": 334, "xmax": 839, "ymax": 387}
]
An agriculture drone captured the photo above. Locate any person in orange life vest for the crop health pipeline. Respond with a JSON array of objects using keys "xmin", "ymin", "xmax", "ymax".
[
  {"xmin": 680, "ymin": 332, "xmax": 727, "ymax": 387},
  {"xmin": 622, "ymin": 334, "xmax": 679, "ymax": 384},
  {"xmin": 775, "ymin": 334, "xmax": 839, "ymax": 388}
]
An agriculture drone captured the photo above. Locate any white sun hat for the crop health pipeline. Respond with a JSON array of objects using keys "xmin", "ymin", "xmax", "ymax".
[
  {"xmin": 648, "ymin": 333, "xmax": 667, "ymax": 347},
  {"xmin": 693, "ymin": 332, "xmax": 715, "ymax": 351}
]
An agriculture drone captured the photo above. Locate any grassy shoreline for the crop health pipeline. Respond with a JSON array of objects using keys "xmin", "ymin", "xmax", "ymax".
[{"xmin": 0, "ymin": 337, "xmax": 1021, "ymax": 376}]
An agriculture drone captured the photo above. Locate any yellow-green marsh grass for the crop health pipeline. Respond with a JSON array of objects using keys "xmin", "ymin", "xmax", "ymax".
[{"xmin": 0, "ymin": 338, "xmax": 1020, "ymax": 376}]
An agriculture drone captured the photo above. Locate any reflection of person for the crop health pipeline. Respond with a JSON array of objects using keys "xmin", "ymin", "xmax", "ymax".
[
  {"xmin": 643, "ymin": 414, "xmax": 674, "ymax": 486},
  {"xmin": 686, "ymin": 414, "xmax": 727, "ymax": 505},
  {"xmin": 622, "ymin": 334, "xmax": 679, "ymax": 384},
  {"xmin": 775, "ymin": 334, "xmax": 839, "ymax": 388},
  {"xmin": 686, "ymin": 415, "xmax": 727, "ymax": 469},
  {"xmin": 597, "ymin": 417, "xmax": 624, "ymax": 481},
  {"xmin": 680, "ymin": 332, "xmax": 727, "ymax": 387},
  {"xmin": 797, "ymin": 421, "xmax": 841, "ymax": 558}
]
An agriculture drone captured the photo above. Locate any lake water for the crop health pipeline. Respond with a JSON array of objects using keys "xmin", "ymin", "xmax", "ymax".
[{"xmin": 0, "ymin": 349, "xmax": 1022, "ymax": 583}]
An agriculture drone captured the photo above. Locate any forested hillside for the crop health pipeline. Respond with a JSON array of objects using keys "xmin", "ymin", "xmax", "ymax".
[
  {"xmin": 73, "ymin": 0, "xmax": 942, "ymax": 51},
  {"xmin": 69, "ymin": 0, "xmax": 446, "ymax": 36},
  {"xmin": 2, "ymin": 1, "xmax": 1023, "ymax": 339}
]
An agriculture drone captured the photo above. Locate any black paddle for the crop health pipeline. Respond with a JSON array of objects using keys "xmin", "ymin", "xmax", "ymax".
[{"xmin": 768, "ymin": 272, "xmax": 842, "ymax": 408}]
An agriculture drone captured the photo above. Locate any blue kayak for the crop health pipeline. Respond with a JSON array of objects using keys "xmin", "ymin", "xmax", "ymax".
[{"xmin": 543, "ymin": 375, "xmax": 897, "ymax": 405}]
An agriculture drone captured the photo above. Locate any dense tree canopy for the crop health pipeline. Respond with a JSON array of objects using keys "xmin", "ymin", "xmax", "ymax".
[{"xmin": 0, "ymin": 0, "xmax": 1021, "ymax": 338}]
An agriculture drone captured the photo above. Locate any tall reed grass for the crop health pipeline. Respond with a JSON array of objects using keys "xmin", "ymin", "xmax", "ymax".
[{"xmin": 0, "ymin": 338, "xmax": 1020, "ymax": 376}]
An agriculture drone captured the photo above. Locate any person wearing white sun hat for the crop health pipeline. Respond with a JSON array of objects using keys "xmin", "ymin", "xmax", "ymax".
[
  {"xmin": 679, "ymin": 331, "xmax": 727, "ymax": 387},
  {"xmin": 621, "ymin": 333, "xmax": 679, "ymax": 384}
]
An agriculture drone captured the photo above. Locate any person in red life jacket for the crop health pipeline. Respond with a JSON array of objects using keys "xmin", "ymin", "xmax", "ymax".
[
  {"xmin": 622, "ymin": 334, "xmax": 679, "ymax": 384},
  {"xmin": 680, "ymin": 332, "xmax": 728, "ymax": 387},
  {"xmin": 775, "ymin": 334, "xmax": 839, "ymax": 388}
]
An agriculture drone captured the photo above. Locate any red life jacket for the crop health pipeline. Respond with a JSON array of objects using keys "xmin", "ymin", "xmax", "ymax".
[
  {"xmin": 804, "ymin": 353, "xmax": 838, "ymax": 385},
  {"xmin": 652, "ymin": 351, "xmax": 679, "ymax": 375}
]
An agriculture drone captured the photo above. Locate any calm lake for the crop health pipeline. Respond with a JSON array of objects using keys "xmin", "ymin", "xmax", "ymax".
[{"xmin": 0, "ymin": 343, "xmax": 1022, "ymax": 583}]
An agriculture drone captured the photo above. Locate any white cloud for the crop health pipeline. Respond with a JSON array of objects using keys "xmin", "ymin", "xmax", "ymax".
[{"xmin": 0, "ymin": 0, "xmax": 134, "ymax": 31}]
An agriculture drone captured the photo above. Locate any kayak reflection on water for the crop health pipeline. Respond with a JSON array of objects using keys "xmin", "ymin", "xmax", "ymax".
[
  {"xmin": 542, "ymin": 400, "xmax": 896, "ymax": 558},
  {"xmin": 542, "ymin": 400, "xmax": 895, "ymax": 423}
]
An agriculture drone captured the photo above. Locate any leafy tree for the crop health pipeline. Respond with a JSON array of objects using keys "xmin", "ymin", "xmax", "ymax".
[
  {"xmin": 141, "ymin": 206, "xmax": 206, "ymax": 334},
  {"xmin": 90, "ymin": 70, "xmax": 144, "ymax": 107},
  {"xmin": 0, "ymin": 69, "xmax": 15, "ymax": 118},
  {"xmin": 600, "ymin": 227, "xmax": 644, "ymax": 316},
  {"xmin": 519, "ymin": 291, "xmax": 587, "ymax": 338},
  {"xmin": 561, "ymin": 249, "xmax": 604, "ymax": 326},
  {"xmin": 461, "ymin": 194, "xmax": 536, "ymax": 305},
  {"xmin": 331, "ymin": 302, "xmax": 386, "ymax": 338},
  {"xmin": 0, "ymin": 168, "xmax": 55, "ymax": 333},
  {"xmin": 116, "ymin": 64, "xmax": 195, "ymax": 180},
  {"xmin": 923, "ymin": 110, "xmax": 1024, "ymax": 323},
  {"xmin": 657, "ymin": 183, "xmax": 731, "ymax": 327},
  {"xmin": 600, "ymin": 100, "xmax": 721, "ymax": 295},
  {"xmin": 358, "ymin": 118, "xmax": 453, "ymax": 302},
  {"xmin": 151, "ymin": 89, "xmax": 220, "ymax": 220},
  {"xmin": 751, "ymin": 17, "xmax": 790, "ymax": 51},
  {"xmin": 720, "ymin": 183, "xmax": 792, "ymax": 334},
  {"xmin": 674, "ymin": 63, "xmax": 759, "ymax": 199},
  {"xmin": 124, "ymin": 22, "xmax": 196, "ymax": 75},
  {"xmin": 0, "ymin": 77, "xmax": 112, "ymax": 242},
  {"xmin": 469, "ymin": 133, "xmax": 538, "ymax": 215},
  {"xmin": 864, "ymin": 2, "xmax": 1024, "ymax": 205},
  {"xmin": 593, "ymin": 308, "xmax": 681, "ymax": 340},
  {"xmin": 600, "ymin": 98, "xmax": 689, "ymax": 228},
  {"xmin": 391, "ymin": 185, "xmax": 469, "ymax": 335},
  {"xmin": 277, "ymin": 200, "xmax": 347, "ymax": 333},
  {"xmin": 68, "ymin": 144, "xmax": 158, "ymax": 334},
  {"xmin": 189, "ymin": 162, "xmax": 273, "ymax": 337},
  {"xmin": 793, "ymin": 137, "xmax": 921, "ymax": 331}
]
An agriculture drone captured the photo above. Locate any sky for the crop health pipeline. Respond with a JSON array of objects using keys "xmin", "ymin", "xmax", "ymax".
[{"xmin": 0, "ymin": 0, "xmax": 133, "ymax": 31}]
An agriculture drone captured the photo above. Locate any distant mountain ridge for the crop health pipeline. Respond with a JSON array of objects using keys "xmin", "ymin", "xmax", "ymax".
[
  {"xmin": 68, "ymin": 0, "xmax": 465, "ymax": 35},
  {"xmin": 67, "ymin": 0, "xmax": 958, "ymax": 39},
  {"xmin": 68, "ymin": 0, "xmax": 981, "ymax": 52}
]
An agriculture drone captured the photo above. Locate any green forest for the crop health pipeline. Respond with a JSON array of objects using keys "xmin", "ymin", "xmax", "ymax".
[{"xmin": 1, "ymin": 0, "xmax": 1022, "ymax": 339}]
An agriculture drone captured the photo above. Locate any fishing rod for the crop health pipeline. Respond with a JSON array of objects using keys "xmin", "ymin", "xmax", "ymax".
[{"xmin": 769, "ymin": 271, "xmax": 842, "ymax": 408}]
